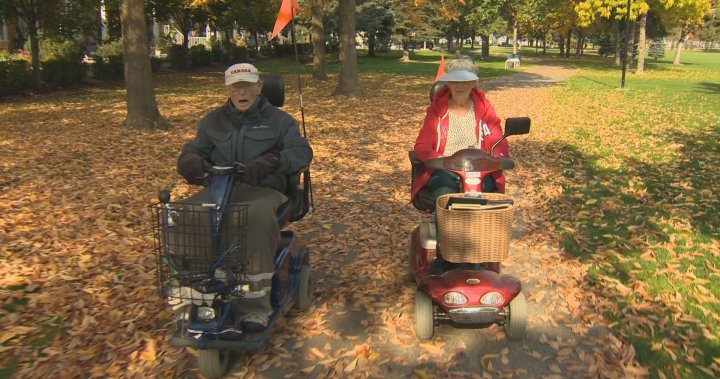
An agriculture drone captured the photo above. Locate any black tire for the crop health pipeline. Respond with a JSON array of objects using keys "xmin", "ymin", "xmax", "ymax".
[
  {"xmin": 414, "ymin": 291, "xmax": 434, "ymax": 340},
  {"xmin": 198, "ymin": 349, "xmax": 230, "ymax": 379},
  {"xmin": 295, "ymin": 264, "xmax": 313, "ymax": 310},
  {"xmin": 504, "ymin": 292, "xmax": 527, "ymax": 340}
]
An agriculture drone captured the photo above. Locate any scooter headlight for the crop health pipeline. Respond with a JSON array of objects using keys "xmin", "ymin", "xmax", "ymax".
[
  {"xmin": 480, "ymin": 291, "xmax": 504, "ymax": 305},
  {"xmin": 197, "ymin": 306, "xmax": 216, "ymax": 321},
  {"xmin": 443, "ymin": 291, "xmax": 468, "ymax": 306}
]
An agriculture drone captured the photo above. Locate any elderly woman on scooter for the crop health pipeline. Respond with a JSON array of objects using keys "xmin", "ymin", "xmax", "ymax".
[
  {"xmin": 411, "ymin": 55, "xmax": 509, "ymax": 202},
  {"xmin": 411, "ymin": 56, "xmax": 509, "ymax": 272}
]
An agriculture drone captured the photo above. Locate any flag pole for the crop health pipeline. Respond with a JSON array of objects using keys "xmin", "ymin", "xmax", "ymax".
[{"xmin": 288, "ymin": 6, "xmax": 314, "ymax": 215}]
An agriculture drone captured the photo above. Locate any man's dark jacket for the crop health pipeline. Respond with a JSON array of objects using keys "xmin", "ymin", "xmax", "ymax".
[{"xmin": 179, "ymin": 96, "xmax": 312, "ymax": 194}]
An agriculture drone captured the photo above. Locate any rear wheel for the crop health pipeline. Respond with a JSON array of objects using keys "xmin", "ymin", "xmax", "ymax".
[
  {"xmin": 296, "ymin": 264, "xmax": 313, "ymax": 310},
  {"xmin": 198, "ymin": 349, "xmax": 230, "ymax": 379},
  {"xmin": 414, "ymin": 291, "xmax": 434, "ymax": 340},
  {"xmin": 504, "ymin": 292, "xmax": 527, "ymax": 340}
]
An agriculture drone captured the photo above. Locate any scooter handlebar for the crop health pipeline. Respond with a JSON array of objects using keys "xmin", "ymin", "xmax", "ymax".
[{"xmin": 426, "ymin": 149, "xmax": 515, "ymax": 172}]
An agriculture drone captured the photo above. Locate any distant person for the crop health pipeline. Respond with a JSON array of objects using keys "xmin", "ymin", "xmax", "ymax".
[{"xmin": 177, "ymin": 63, "xmax": 313, "ymax": 331}]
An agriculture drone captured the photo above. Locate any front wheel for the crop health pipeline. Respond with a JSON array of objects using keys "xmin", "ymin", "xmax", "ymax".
[
  {"xmin": 295, "ymin": 264, "xmax": 313, "ymax": 310},
  {"xmin": 198, "ymin": 349, "xmax": 230, "ymax": 379},
  {"xmin": 504, "ymin": 292, "xmax": 527, "ymax": 340},
  {"xmin": 414, "ymin": 291, "xmax": 434, "ymax": 340}
]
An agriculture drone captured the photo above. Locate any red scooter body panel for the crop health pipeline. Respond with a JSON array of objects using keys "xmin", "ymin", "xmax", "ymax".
[
  {"xmin": 419, "ymin": 270, "xmax": 521, "ymax": 310},
  {"xmin": 410, "ymin": 226, "xmax": 435, "ymax": 279}
]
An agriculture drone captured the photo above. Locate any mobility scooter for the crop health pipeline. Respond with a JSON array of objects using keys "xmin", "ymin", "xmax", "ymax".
[
  {"xmin": 408, "ymin": 102, "xmax": 531, "ymax": 340},
  {"xmin": 150, "ymin": 74, "xmax": 313, "ymax": 378}
]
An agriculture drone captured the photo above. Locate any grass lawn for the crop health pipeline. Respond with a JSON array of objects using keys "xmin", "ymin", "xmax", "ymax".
[
  {"xmin": 530, "ymin": 49, "xmax": 720, "ymax": 378},
  {"xmin": 254, "ymin": 48, "xmax": 518, "ymax": 80}
]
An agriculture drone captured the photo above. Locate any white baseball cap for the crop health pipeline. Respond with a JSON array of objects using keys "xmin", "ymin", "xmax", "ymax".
[
  {"xmin": 225, "ymin": 63, "xmax": 259, "ymax": 85},
  {"xmin": 438, "ymin": 70, "xmax": 478, "ymax": 82}
]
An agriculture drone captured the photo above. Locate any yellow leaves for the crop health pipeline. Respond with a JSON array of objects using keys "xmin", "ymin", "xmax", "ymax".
[
  {"xmin": 0, "ymin": 326, "xmax": 39, "ymax": 344},
  {"xmin": 140, "ymin": 339, "xmax": 157, "ymax": 361}
]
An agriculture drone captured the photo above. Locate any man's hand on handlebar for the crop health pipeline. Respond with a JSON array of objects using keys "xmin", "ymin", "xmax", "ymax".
[
  {"xmin": 177, "ymin": 151, "xmax": 213, "ymax": 185},
  {"xmin": 235, "ymin": 152, "xmax": 280, "ymax": 186}
]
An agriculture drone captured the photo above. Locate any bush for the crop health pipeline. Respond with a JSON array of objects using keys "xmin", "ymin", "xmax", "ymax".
[
  {"xmin": 151, "ymin": 56, "xmax": 164, "ymax": 71},
  {"xmin": 21, "ymin": 38, "xmax": 88, "ymax": 88},
  {"xmin": 208, "ymin": 37, "xmax": 229, "ymax": 63},
  {"xmin": 26, "ymin": 38, "xmax": 85, "ymax": 62},
  {"xmin": 648, "ymin": 39, "xmax": 666, "ymax": 60},
  {"xmin": 41, "ymin": 58, "xmax": 86, "ymax": 88},
  {"xmin": 0, "ymin": 57, "xmax": 33, "ymax": 96},
  {"xmin": 167, "ymin": 44, "xmax": 188, "ymax": 69},
  {"xmin": 597, "ymin": 35, "xmax": 614, "ymax": 57},
  {"xmin": 92, "ymin": 39, "xmax": 124, "ymax": 80},
  {"xmin": 189, "ymin": 44, "xmax": 212, "ymax": 67},
  {"xmin": 93, "ymin": 55, "xmax": 124, "ymax": 80},
  {"xmin": 231, "ymin": 46, "xmax": 248, "ymax": 61},
  {"xmin": 94, "ymin": 39, "xmax": 124, "ymax": 59}
]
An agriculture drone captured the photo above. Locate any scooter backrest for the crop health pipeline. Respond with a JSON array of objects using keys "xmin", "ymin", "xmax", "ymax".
[
  {"xmin": 429, "ymin": 81, "xmax": 447, "ymax": 102},
  {"xmin": 260, "ymin": 73, "xmax": 285, "ymax": 107}
]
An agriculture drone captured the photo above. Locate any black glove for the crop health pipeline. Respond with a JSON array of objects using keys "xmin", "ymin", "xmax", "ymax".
[
  {"xmin": 238, "ymin": 153, "xmax": 280, "ymax": 186},
  {"xmin": 177, "ymin": 151, "xmax": 213, "ymax": 185}
]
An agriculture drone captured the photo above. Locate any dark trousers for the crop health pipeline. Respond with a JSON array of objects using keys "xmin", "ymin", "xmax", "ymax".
[{"xmin": 425, "ymin": 170, "xmax": 498, "ymax": 201}]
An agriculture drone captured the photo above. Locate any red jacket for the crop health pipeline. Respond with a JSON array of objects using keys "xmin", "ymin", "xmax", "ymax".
[{"xmin": 411, "ymin": 86, "xmax": 509, "ymax": 201}]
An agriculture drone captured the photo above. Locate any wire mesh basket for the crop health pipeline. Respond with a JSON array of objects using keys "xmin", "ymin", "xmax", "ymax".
[
  {"xmin": 150, "ymin": 202, "xmax": 249, "ymax": 305},
  {"xmin": 436, "ymin": 193, "xmax": 514, "ymax": 263}
]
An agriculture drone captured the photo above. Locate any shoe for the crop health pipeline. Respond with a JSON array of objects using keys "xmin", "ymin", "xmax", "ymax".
[
  {"xmin": 430, "ymin": 253, "xmax": 459, "ymax": 275},
  {"xmin": 241, "ymin": 313, "xmax": 269, "ymax": 333}
]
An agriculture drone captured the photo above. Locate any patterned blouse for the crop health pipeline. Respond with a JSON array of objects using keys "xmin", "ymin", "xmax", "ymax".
[{"xmin": 444, "ymin": 104, "xmax": 479, "ymax": 156}]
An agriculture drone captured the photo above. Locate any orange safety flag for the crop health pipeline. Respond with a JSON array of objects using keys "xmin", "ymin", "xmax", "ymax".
[
  {"xmin": 271, "ymin": 0, "xmax": 300, "ymax": 40},
  {"xmin": 435, "ymin": 53, "xmax": 445, "ymax": 82}
]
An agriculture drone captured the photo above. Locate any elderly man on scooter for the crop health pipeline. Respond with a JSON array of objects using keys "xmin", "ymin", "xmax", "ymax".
[
  {"xmin": 411, "ymin": 56, "xmax": 509, "ymax": 272},
  {"xmin": 176, "ymin": 63, "xmax": 313, "ymax": 332}
]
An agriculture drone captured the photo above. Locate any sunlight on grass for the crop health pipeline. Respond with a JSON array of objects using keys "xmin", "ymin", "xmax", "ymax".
[{"xmin": 540, "ymin": 50, "xmax": 720, "ymax": 378}]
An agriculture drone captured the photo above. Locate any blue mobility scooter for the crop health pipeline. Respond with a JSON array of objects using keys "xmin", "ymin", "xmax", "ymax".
[{"xmin": 150, "ymin": 74, "xmax": 313, "ymax": 378}]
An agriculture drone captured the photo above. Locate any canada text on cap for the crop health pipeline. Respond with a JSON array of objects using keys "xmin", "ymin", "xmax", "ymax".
[{"xmin": 225, "ymin": 63, "xmax": 259, "ymax": 85}]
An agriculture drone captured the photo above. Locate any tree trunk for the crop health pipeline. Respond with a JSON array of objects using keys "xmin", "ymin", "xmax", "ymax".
[
  {"xmin": 558, "ymin": 34, "xmax": 565, "ymax": 56},
  {"xmin": 480, "ymin": 34, "xmax": 489, "ymax": 59},
  {"xmin": 332, "ymin": 0, "xmax": 363, "ymax": 97},
  {"xmin": 575, "ymin": 29, "xmax": 583, "ymax": 57},
  {"xmin": 120, "ymin": 0, "xmax": 170, "ymax": 130},
  {"xmin": 368, "ymin": 34, "xmax": 376, "ymax": 57},
  {"xmin": 28, "ymin": 18, "xmax": 41, "ymax": 86},
  {"xmin": 565, "ymin": 30, "xmax": 571, "ymax": 58},
  {"xmin": 311, "ymin": 0, "xmax": 327, "ymax": 80},
  {"xmin": 673, "ymin": 27, "xmax": 686, "ymax": 65},
  {"xmin": 512, "ymin": 19, "xmax": 518, "ymax": 55},
  {"xmin": 627, "ymin": 20, "xmax": 637, "ymax": 70},
  {"xmin": 614, "ymin": 19, "xmax": 622, "ymax": 66}
]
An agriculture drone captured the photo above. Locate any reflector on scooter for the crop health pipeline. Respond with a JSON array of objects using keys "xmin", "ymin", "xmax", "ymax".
[
  {"xmin": 480, "ymin": 291, "xmax": 504, "ymax": 305},
  {"xmin": 197, "ymin": 306, "xmax": 216, "ymax": 321},
  {"xmin": 443, "ymin": 291, "xmax": 468, "ymax": 306}
]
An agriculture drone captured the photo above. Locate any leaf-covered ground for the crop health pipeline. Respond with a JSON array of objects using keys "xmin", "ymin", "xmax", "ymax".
[{"xmin": 0, "ymin": 62, "xmax": 695, "ymax": 378}]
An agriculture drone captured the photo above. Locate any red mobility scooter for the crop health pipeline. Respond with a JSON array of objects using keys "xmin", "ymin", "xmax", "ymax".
[{"xmin": 408, "ymin": 115, "xmax": 530, "ymax": 340}]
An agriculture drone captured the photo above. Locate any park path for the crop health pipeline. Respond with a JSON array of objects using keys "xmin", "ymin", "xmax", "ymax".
[{"xmin": 178, "ymin": 64, "xmax": 643, "ymax": 379}]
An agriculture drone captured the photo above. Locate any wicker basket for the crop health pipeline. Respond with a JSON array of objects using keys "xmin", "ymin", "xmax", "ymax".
[{"xmin": 436, "ymin": 193, "xmax": 513, "ymax": 263}]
